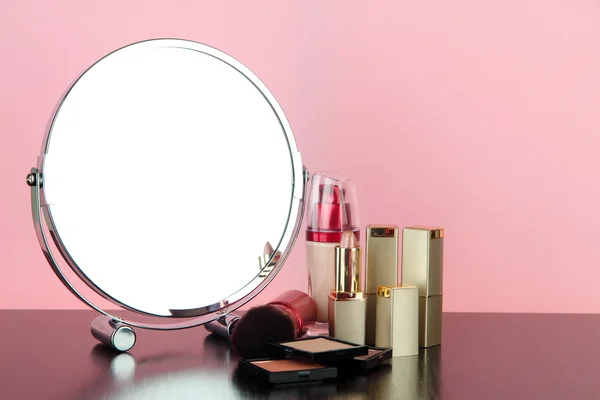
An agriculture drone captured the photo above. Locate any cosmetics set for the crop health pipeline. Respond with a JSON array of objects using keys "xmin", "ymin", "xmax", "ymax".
[
  {"xmin": 239, "ymin": 337, "xmax": 392, "ymax": 384},
  {"xmin": 205, "ymin": 171, "xmax": 444, "ymax": 385},
  {"xmin": 30, "ymin": 39, "xmax": 443, "ymax": 379},
  {"xmin": 205, "ymin": 290, "xmax": 393, "ymax": 384},
  {"xmin": 306, "ymin": 172, "xmax": 444, "ymax": 352}
]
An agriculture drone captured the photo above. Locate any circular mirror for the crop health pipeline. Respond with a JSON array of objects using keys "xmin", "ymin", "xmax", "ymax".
[{"xmin": 30, "ymin": 39, "xmax": 306, "ymax": 329}]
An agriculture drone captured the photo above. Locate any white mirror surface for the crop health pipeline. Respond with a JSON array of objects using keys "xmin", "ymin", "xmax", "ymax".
[{"xmin": 40, "ymin": 39, "xmax": 303, "ymax": 317}]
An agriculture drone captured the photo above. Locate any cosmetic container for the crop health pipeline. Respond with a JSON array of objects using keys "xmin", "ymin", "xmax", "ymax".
[
  {"xmin": 238, "ymin": 358, "xmax": 337, "ymax": 384},
  {"xmin": 306, "ymin": 173, "xmax": 360, "ymax": 322},
  {"xmin": 375, "ymin": 285, "xmax": 418, "ymax": 356},
  {"xmin": 328, "ymin": 231, "xmax": 366, "ymax": 345},
  {"xmin": 401, "ymin": 226, "xmax": 444, "ymax": 347},
  {"xmin": 365, "ymin": 225, "xmax": 399, "ymax": 345},
  {"xmin": 350, "ymin": 346, "xmax": 393, "ymax": 372},
  {"xmin": 269, "ymin": 336, "xmax": 368, "ymax": 364}
]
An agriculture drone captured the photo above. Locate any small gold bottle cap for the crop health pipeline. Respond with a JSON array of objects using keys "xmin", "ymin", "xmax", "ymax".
[
  {"xmin": 377, "ymin": 285, "xmax": 393, "ymax": 298},
  {"xmin": 407, "ymin": 226, "xmax": 444, "ymax": 239}
]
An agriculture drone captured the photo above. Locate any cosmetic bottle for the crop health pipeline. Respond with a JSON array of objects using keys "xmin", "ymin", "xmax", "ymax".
[
  {"xmin": 328, "ymin": 231, "xmax": 366, "ymax": 345},
  {"xmin": 306, "ymin": 173, "xmax": 360, "ymax": 322},
  {"xmin": 365, "ymin": 225, "xmax": 399, "ymax": 345},
  {"xmin": 401, "ymin": 226, "xmax": 444, "ymax": 347}
]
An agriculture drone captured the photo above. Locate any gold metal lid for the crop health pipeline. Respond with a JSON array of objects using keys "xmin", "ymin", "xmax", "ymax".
[
  {"xmin": 406, "ymin": 226, "xmax": 444, "ymax": 239},
  {"xmin": 377, "ymin": 284, "xmax": 420, "ymax": 298},
  {"xmin": 377, "ymin": 285, "xmax": 392, "ymax": 298},
  {"xmin": 368, "ymin": 225, "xmax": 397, "ymax": 237}
]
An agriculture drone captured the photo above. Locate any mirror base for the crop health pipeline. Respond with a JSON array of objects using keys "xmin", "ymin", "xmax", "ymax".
[{"xmin": 91, "ymin": 315, "xmax": 136, "ymax": 352}]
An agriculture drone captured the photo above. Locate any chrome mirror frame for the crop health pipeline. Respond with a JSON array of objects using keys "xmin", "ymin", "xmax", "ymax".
[{"xmin": 25, "ymin": 39, "xmax": 309, "ymax": 351}]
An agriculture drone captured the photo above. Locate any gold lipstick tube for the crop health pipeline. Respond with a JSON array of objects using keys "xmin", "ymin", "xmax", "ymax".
[
  {"xmin": 365, "ymin": 225, "xmax": 399, "ymax": 345},
  {"xmin": 328, "ymin": 233, "xmax": 366, "ymax": 345},
  {"xmin": 401, "ymin": 226, "xmax": 443, "ymax": 347}
]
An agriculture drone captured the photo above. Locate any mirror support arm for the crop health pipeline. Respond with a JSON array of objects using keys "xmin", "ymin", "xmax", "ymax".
[
  {"xmin": 27, "ymin": 168, "xmax": 135, "ymax": 352},
  {"xmin": 27, "ymin": 168, "xmax": 114, "ymax": 315}
]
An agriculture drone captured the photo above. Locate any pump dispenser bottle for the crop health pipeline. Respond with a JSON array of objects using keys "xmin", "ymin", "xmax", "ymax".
[{"xmin": 306, "ymin": 172, "xmax": 360, "ymax": 322}]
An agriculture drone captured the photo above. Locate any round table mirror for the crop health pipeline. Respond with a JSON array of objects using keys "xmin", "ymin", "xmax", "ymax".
[{"xmin": 26, "ymin": 39, "xmax": 307, "ymax": 349}]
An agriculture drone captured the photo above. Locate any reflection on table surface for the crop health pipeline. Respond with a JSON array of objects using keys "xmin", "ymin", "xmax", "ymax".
[
  {"xmin": 2, "ymin": 311, "xmax": 600, "ymax": 399},
  {"xmin": 76, "ymin": 334, "xmax": 438, "ymax": 399}
]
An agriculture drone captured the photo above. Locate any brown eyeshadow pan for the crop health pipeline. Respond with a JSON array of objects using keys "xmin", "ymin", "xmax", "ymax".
[
  {"xmin": 251, "ymin": 359, "xmax": 323, "ymax": 372},
  {"xmin": 354, "ymin": 349, "xmax": 381, "ymax": 360},
  {"xmin": 239, "ymin": 358, "xmax": 338, "ymax": 384},
  {"xmin": 270, "ymin": 336, "xmax": 369, "ymax": 364},
  {"xmin": 349, "ymin": 347, "xmax": 392, "ymax": 372},
  {"xmin": 279, "ymin": 337, "xmax": 356, "ymax": 352}
]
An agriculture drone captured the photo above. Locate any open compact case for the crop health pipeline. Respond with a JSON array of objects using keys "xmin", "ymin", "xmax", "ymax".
[
  {"xmin": 237, "ymin": 337, "xmax": 391, "ymax": 384},
  {"xmin": 269, "ymin": 336, "xmax": 368, "ymax": 364},
  {"xmin": 25, "ymin": 38, "xmax": 308, "ymax": 351}
]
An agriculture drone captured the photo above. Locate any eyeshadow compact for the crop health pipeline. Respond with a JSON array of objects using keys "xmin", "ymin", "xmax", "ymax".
[
  {"xmin": 350, "ymin": 346, "xmax": 393, "ymax": 373},
  {"xmin": 237, "ymin": 338, "xmax": 387, "ymax": 386},
  {"xmin": 269, "ymin": 336, "xmax": 369, "ymax": 364},
  {"xmin": 238, "ymin": 358, "xmax": 337, "ymax": 384}
]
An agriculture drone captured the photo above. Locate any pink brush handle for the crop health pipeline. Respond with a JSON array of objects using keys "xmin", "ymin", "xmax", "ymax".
[{"xmin": 269, "ymin": 290, "xmax": 317, "ymax": 337}]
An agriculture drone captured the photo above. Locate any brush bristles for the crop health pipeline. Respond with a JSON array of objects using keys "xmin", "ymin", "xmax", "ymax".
[{"xmin": 230, "ymin": 305, "xmax": 296, "ymax": 359}]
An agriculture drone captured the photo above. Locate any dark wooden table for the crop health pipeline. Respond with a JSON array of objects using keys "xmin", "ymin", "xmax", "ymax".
[{"xmin": 1, "ymin": 311, "xmax": 599, "ymax": 399}]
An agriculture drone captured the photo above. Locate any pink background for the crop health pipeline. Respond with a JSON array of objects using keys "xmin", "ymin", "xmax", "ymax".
[{"xmin": 2, "ymin": 1, "xmax": 600, "ymax": 313}]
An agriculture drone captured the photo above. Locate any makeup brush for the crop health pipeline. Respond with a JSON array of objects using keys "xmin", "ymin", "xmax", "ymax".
[
  {"xmin": 204, "ymin": 313, "xmax": 242, "ymax": 340},
  {"xmin": 230, "ymin": 290, "xmax": 317, "ymax": 359}
]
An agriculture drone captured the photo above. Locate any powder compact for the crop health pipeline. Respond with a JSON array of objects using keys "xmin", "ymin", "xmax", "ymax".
[
  {"xmin": 238, "ymin": 337, "xmax": 389, "ymax": 385},
  {"xmin": 350, "ymin": 346, "xmax": 393, "ymax": 372},
  {"xmin": 269, "ymin": 336, "xmax": 369, "ymax": 364},
  {"xmin": 238, "ymin": 358, "xmax": 337, "ymax": 384}
]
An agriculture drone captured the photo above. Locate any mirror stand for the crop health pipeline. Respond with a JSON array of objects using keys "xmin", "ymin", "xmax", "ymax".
[
  {"xmin": 91, "ymin": 315, "xmax": 137, "ymax": 352},
  {"xmin": 27, "ymin": 168, "xmax": 135, "ymax": 351},
  {"xmin": 27, "ymin": 166, "xmax": 310, "ymax": 352}
]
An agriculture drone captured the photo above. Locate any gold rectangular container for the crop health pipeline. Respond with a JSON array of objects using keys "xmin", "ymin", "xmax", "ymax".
[
  {"xmin": 375, "ymin": 285, "xmax": 418, "ymax": 357},
  {"xmin": 328, "ymin": 293, "xmax": 367, "ymax": 345},
  {"xmin": 401, "ymin": 226, "xmax": 443, "ymax": 347},
  {"xmin": 419, "ymin": 295, "xmax": 442, "ymax": 348},
  {"xmin": 365, "ymin": 225, "xmax": 399, "ymax": 345},
  {"xmin": 328, "ymin": 232, "xmax": 366, "ymax": 345}
]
